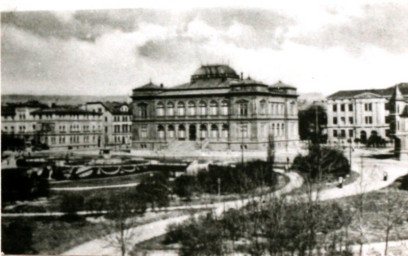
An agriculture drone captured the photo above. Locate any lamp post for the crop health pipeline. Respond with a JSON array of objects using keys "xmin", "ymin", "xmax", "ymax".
[
  {"xmin": 217, "ymin": 177, "xmax": 221, "ymax": 202},
  {"xmin": 240, "ymin": 123, "xmax": 247, "ymax": 166}
]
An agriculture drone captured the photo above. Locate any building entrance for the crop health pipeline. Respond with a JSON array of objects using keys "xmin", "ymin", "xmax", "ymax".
[{"xmin": 189, "ymin": 125, "xmax": 196, "ymax": 141}]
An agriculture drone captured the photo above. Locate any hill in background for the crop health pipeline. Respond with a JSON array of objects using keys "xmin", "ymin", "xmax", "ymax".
[{"xmin": 1, "ymin": 94, "xmax": 131, "ymax": 106}]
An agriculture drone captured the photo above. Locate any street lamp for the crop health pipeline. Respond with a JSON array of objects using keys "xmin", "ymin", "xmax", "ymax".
[
  {"xmin": 217, "ymin": 177, "xmax": 221, "ymax": 202},
  {"xmin": 240, "ymin": 123, "xmax": 247, "ymax": 166}
]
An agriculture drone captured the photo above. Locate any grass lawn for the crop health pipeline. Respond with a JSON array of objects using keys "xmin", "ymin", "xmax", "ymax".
[
  {"xmin": 333, "ymin": 176, "xmax": 408, "ymax": 245},
  {"xmin": 1, "ymin": 209, "xmax": 204, "ymax": 255}
]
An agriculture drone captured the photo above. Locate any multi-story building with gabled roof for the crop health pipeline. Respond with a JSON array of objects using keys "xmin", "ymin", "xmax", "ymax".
[
  {"xmin": 131, "ymin": 64, "xmax": 299, "ymax": 151},
  {"xmin": 326, "ymin": 83, "xmax": 408, "ymax": 145},
  {"xmin": 81, "ymin": 102, "xmax": 132, "ymax": 148}
]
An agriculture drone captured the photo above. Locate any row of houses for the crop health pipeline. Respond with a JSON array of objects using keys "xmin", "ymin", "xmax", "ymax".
[{"xmin": 1, "ymin": 101, "xmax": 132, "ymax": 150}]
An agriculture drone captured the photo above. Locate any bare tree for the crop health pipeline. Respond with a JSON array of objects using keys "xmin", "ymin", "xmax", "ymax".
[
  {"xmin": 373, "ymin": 188, "xmax": 408, "ymax": 256},
  {"xmin": 102, "ymin": 194, "xmax": 146, "ymax": 256}
]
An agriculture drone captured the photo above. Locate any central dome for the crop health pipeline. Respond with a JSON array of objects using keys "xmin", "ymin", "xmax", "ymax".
[{"xmin": 191, "ymin": 64, "xmax": 239, "ymax": 81}]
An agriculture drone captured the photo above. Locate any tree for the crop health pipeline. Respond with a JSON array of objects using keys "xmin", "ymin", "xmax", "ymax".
[
  {"xmin": 135, "ymin": 172, "xmax": 170, "ymax": 210},
  {"xmin": 298, "ymin": 104, "xmax": 327, "ymax": 143},
  {"xmin": 292, "ymin": 144, "xmax": 350, "ymax": 181},
  {"xmin": 173, "ymin": 175, "xmax": 199, "ymax": 201},
  {"xmin": 178, "ymin": 213, "xmax": 225, "ymax": 256},
  {"xmin": 103, "ymin": 193, "xmax": 146, "ymax": 256},
  {"xmin": 371, "ymin": 189, "xmax": 408, "ymax": 256}
]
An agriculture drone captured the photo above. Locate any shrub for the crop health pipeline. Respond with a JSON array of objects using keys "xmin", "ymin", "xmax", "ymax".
[
  {"xmin": 292, "ymin": 145, "xmax": 350, "ymax": 181},
  {"xmin": 59, "ymin": 194, "xmax": 85, "ymax": 214},
  {"xmin": 2, "ymin": 220, "xmax": 36, "ymax": 254}
]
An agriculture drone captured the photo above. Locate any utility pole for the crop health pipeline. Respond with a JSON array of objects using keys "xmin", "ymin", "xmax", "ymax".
[
  {"xmin": 240, "ymin": 123, "xmax": 247, "ymax": 166},
  {"xmin": 217, "ymin": 177, "xmax": 221, "ymax": 202}
]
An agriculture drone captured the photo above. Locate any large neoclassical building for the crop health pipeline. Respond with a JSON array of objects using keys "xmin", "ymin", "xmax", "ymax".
[{"xmin": 131, "ymin": 64, "xmax": 299, "ymax": 151}]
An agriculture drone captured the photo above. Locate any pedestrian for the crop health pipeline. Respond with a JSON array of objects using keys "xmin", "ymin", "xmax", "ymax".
[
  {"xmin": 338, "ymin": 176, "xmax": 343, "ymax": 188},
  {"xmin": 383, "ymin": 171, "xmax": 388, "ymax": 181}
]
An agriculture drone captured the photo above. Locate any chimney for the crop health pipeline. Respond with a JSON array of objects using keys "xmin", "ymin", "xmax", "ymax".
[
  {"xmin": 160, "ymin": 83, "xmax": 164, "ymax": 88},
  {"xmin": 240, "ymin": 72, "xmax": 243, "ymax": 80}
]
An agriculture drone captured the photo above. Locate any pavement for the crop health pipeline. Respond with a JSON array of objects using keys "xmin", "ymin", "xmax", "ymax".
[{"xmin": 60, "ymin": 148, "xmax": 408, "ymax": 255}]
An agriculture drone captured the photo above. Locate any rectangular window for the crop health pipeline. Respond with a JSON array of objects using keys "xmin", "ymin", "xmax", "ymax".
[
  {"xmin": 340, "ymin": 104, "xmax": 345, "ymax": 112},
  {"xmin": 364, "ymin": 103, "xmax": 372, "ymax": 111},
  {"xmin": 333, "ymin": 117, "xmax": 338, "ymax": 125},
  {"xmin": 341, "ymin": 117, "xmax": 345, "ymax": 124},
  {"xmin": 141, "ymin": 126, "xmax": 148, "ymax": 138},
  {"xmin": 349, "ymin": 130, "xmax": 354, "ymax": 138},
  {"xmin": 240, "ymin": 124, "xmax": 248, "ymax": 138},
  {"xmin": 348, "ymin": 104, "xmax": 353, "ymax": 111},
  {"xmin": 340, "ymin": 130, "xmax": 346, "ymax": 138},
  {"xmin": 349, "ymin": 117, "xmax": 354, "ymax": 124},
  {"xmin": 333, "ymin": 104, "xmax": 337, "ymax": 112},
  {"xmin": 365, "ymin": 116, "xmax": 373, "ymax": 124},
  {"xmin": 333, "ymin": 130, "xmax": 338, "ymax": 137}
]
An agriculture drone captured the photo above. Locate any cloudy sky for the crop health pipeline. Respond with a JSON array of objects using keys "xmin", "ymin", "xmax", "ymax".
[{"xmin": 2, "ymin": 1, "xmax": 408, "ymax": 96}]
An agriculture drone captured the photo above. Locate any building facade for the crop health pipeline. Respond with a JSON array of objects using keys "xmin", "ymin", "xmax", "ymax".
[
  {"xmin": 131, "ymin": 64, "xmax": 299, "ymax": 151},
  {"xmin": 388, "ymin": 84, "xmax": 408, "ymax": 160},
  {"xmin": 82, "ymin": 102, "xmax": 132, "ymax": 148},
  {"xmin": 326, "ymin": 85, "xmax": 408, "ymax": 145},
  {"xmin": 30, "ymin": 106, "xmax": 103, "ymax": 149},
  {"xmin": 1, "ymin": 101, "xmax": 48, "ymax": 146}
]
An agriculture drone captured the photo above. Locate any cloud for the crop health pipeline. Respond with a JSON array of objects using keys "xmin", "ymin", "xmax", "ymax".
[
  {"xmin": 294, "ymin": 3, "xmax": 408, "ymax": 53},
  {"xmin": 1, "ymin": 9, "xmax": 173, "ymax": 42}
]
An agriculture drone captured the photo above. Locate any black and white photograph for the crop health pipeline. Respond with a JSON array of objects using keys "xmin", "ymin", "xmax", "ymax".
[{"xmin": 1, "ymin": 1, "xmax": 408, "ymax": 255}]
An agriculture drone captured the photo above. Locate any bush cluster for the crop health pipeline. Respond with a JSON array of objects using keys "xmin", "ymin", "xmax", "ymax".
[{"xmin": 172, "ymin": 160, "xmax": 278, "ymax": 200}]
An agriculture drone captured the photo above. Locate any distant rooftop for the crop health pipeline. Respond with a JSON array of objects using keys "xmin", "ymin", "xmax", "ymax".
[{"xmin": 327, "ymin": 83, "xmax": 408, "ymax": 100}]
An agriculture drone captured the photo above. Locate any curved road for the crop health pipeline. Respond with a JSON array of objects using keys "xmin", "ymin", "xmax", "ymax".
[{"xmin": 63, "ymin": 151, "xmax": 408, "ymax": 255}]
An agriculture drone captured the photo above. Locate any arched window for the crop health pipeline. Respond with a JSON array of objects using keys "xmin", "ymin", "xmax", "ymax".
[
  {"xmin": 210, "ymin": 101, "xmax": 218, "ymax": 116},
  {"xmin": 188, "ymin": 101, "xmax": 196, "ymax": 116},
  {"xmin": 199, "ymin": 101, "xmax": 207, "ymax": 116},
  {"xmin": 200, "ymin": 124, "xmax": 207, "ymax": 139},
  {"xmin": 211, "ymin": 124, "xmax": 218, "ymax": 138},
  {"xmin": 222, "ymin": 124, "xmax": 229, "ymax": 138},
  {"xmin": 158, "ymin": 125, "xmax": 165, "ymax": 139},
  {"xmin": 178, "ymin": 125, "xmax": 186, "ymax": 139},
  {"xmin": 177, "ymin": 102, "xmax": 185, "ymax": 116},
  {"xmin": 260, "ymin": 100, "xmax": 266, "ymax": 115},
  {"xmin": 168, "ymin": 125, "xmax": 175, "ymax": 138},
  {"xmin": 238, "ymin": 100, "xmax": 249, "ymax": 116},
  {"xmin": 156, "ymin": 102, "xmax": 164, "ymax": 116},
  {"xmin": 166, "ymin": 102, "xmax": 174, "ymax": 116},
  {"xmin": 138, "ymin": 103, "xmax": 148, "ymax": 118},
  {"xmin": 221, "ymin": 100, "xmax": 229, "ymax": 115}
]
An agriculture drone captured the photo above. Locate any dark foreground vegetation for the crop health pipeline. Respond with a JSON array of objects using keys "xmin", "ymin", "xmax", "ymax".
[{"xmin": 160, "ymin": 199, "xmax": 353, "ymax": 256}]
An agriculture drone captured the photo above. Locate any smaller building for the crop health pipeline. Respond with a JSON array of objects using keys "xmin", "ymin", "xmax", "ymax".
[
  {"xmin": 388, "ymin": 84, "xmax": 408, "ymax": 160},
  {"xmin": 325, "ymin": 85, "xmax": 408, "ymax": 145},
  {"xmin": 81, "ymin": 102, "xmax": 132, "ymax": 148},
  {"xmin": 31, "ymin": 106, "xmax": 103, "ymax": 150},
  {"xmin": 1, "ymin": 101, "xmax": 48, "ymax": 146}
]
